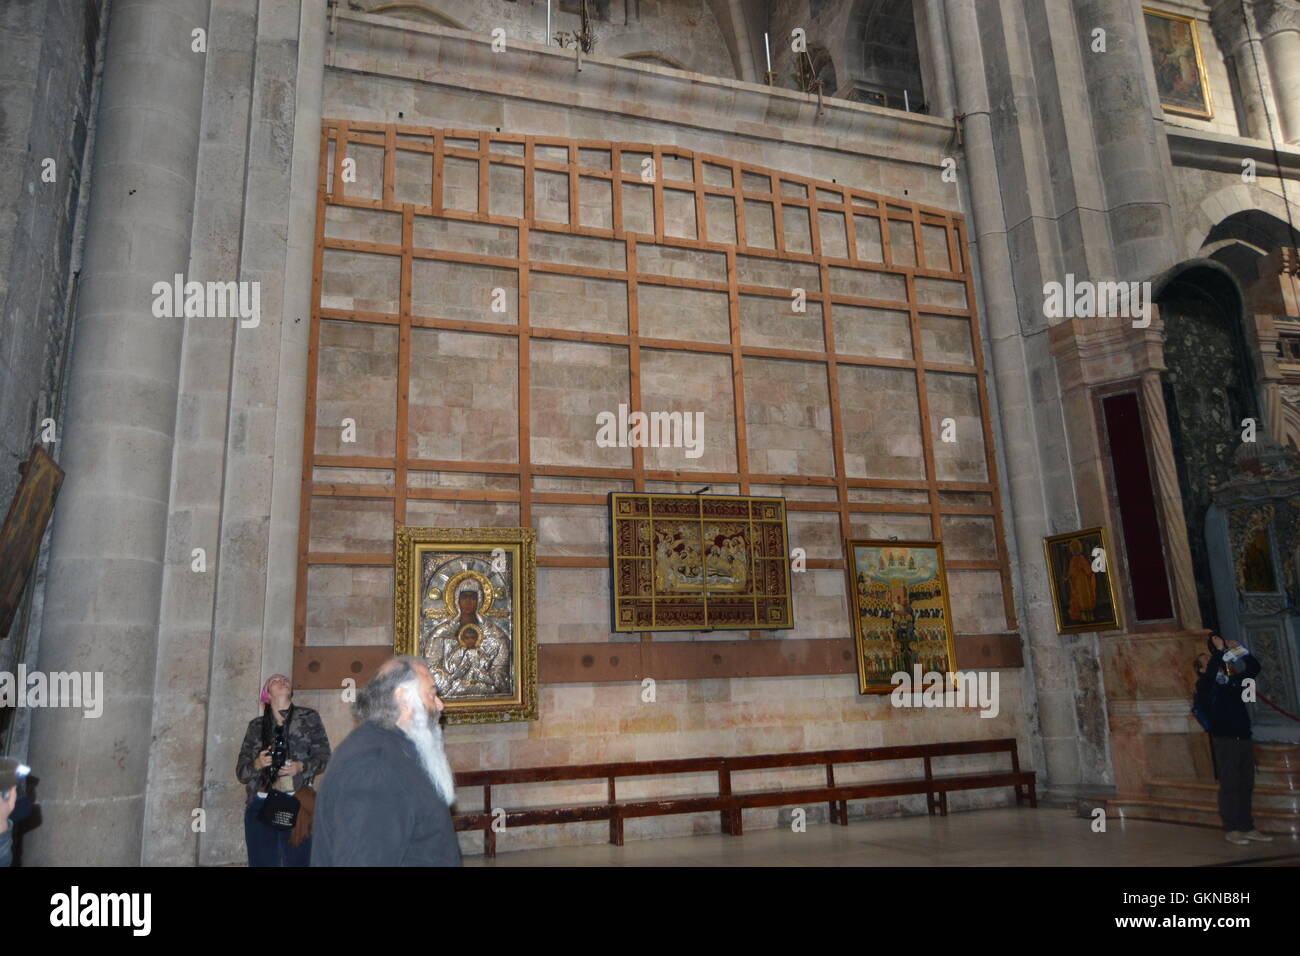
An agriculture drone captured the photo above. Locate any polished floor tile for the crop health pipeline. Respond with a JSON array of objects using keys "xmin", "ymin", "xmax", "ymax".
[{"xmin": 463, "ymin": 807, "xmax": 1300, "ymax": 867}]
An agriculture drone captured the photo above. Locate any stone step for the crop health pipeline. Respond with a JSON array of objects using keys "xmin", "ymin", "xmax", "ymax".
[
  {"xmin": 1149, "ymin": 778, "xmax": 1300, "ymax": 813},
  {"xmin": 1106, "ymin": 797, "xmax": 1300, "ymax": 835}
]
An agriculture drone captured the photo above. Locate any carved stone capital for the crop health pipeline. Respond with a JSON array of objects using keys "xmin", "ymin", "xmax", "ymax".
[
  {"xmin": 1256, "ymin": 0, "xmax": 1300, "ymax": 38},
  {"xmin": 1210, "ymin": 0, "xmax": 1259, "ymax": 53}
]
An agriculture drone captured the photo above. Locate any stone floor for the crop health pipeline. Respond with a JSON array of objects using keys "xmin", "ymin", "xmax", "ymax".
[{"xmin": 463, "ymin": 807, "xmax": 1300, "ymax": 867}]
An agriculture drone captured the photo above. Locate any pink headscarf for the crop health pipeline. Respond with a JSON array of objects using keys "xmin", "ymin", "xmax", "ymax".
[{"xmin": 260, "ymin": 674, "xmax": 290, "ymax": 705}]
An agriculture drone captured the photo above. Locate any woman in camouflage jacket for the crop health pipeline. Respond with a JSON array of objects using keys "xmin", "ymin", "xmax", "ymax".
[{"xmin": 236, "ymin": 674, "xmax": 331, "ymax": 866}]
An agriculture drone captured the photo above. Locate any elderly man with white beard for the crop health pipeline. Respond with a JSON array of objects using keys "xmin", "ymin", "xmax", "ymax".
[{"xmin": 311, "ymin": 656, "xmax": 462, "ymax": 866}]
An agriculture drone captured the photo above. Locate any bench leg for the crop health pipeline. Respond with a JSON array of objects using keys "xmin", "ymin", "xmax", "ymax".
[
  {"xmin": 609, "ymin": 813, "xmax": 624, "ymax": 846},
  {"xmin": 927, "ymin": 793, "xmax": 937, "ymax": 816},
  {"xmin": 729, "ymin": 808, "xmax": 744, "ymax": 836},
  {"xmin": 1028, "ymin": 783, "xmax": 1037, "ymax": 809},
  {"xmin": 1014, "ymin": 784, "xmax": 1023, "ymax": 806},
  {"xmin": 939, "ymin": 792, "xmax": 948, "ymax": 817},
  {"xmin": 839, "ymin": 800, "xmax": 849, "ymax": 826},
  {"xmin": 485, "ymin": 824, "xmax": 496, "ymax": 859}
]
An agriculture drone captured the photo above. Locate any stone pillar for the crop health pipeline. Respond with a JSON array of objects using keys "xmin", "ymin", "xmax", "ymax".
[
  {"xmin": 1211, "ymin": 0, "xmax": 1281, "ymax": 141},
  {"xmin": 917, "ymin": 0, "xmax": 954, "ymax": 120},
  {"xmin": 25, "ymin": 0, "xmax": 210, "ymax": 866},
  {"xmin": 1074, "ymin": 0, "xmax": 1182, "ymax": 279},
  {"xmin": 1138, "ymin": 370, "xmax": 1202, "ymax": 630},
  {"xmin": 1258, "ymin": 0, "xmax": 1300, "ymax": 144}
]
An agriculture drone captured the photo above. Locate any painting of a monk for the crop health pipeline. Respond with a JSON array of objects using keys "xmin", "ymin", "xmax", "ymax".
[
  {"xmin": 1044, "ymin": 527, "xmax": 1121, "ymax": 634},
  {"xmin": 1066, "ymin": 538, "xmax": 1098, "ymax": 623}
]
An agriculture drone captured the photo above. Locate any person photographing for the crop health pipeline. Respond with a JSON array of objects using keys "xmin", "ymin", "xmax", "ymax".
[
  {"xmin": 236, "ymin": 674, "xmax": 331, "ymax": 866},
  {"xmin": 1194, "ymin": 633, "xmax": 1272, "ymax": 845}
]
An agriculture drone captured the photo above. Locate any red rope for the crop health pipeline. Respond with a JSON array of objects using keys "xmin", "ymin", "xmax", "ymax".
[{"xmin": 1259, "ymin": 693, "xmax": 1300, "ymax": 724}]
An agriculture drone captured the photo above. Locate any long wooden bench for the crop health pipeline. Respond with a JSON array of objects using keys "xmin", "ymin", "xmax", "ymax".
[{"xmin": 452, "ymin": 738, "xmax": 1036, "ymax": 857}]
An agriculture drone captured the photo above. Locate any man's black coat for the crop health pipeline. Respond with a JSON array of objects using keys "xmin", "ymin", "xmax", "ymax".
[
  {"xmin": 311, "ymin": 722, "xmax": 462, "ymax": 866},
  {"xmin": 1194, "ymin": 638, "xmax": 1262, "ymax": 740}
]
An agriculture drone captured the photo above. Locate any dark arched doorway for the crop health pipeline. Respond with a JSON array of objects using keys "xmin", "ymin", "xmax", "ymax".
[{"xmin": 1157, "ymin": 263, "xmax": 1257, "ymax": 632}]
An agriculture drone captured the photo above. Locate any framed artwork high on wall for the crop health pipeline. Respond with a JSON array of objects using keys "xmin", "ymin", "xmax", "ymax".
[
  {"xmin": 393, "ymin": 526, "xmax": 538, "ymax": 724},
  {"xmin": 1143, "ymin": 7, "xmax": 1213, "ymax": 119},
  {"xmin": 1042, "ymin": 526, "xmax": 1123, "ymax": 634},
  {"xmin": 846, "ymin": 539, "xmax": 957, "ymax": 695}
]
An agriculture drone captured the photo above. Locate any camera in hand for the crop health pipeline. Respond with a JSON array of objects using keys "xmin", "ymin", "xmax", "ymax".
[{"xmin": 261, "ymin": 729, "xmax": 290, "ymax": 791}]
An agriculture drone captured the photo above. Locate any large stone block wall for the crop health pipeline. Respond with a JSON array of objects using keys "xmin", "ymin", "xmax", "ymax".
[{"xmin": 276, "ymin": 13, "xmax": 1036, "ymax": 856}]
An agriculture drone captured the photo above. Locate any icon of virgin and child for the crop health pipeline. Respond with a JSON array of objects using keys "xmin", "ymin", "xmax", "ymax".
[{"xmin": 420, "ymin": 562, "xmax": 513, "ymax": 699}]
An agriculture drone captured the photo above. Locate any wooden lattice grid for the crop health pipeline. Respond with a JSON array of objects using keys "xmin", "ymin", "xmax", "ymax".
[{"xmin": 296, "ymin": 120, "xmax": 1019, "ymax": 647}]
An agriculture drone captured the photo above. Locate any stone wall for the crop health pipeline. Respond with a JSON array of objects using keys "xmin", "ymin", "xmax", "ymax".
[
  {"xmin": 288, "ymin": 10, "xmax": 1034, "ymax": 857},
  {"xmin": 0, "ymin": 0, "xmax": 103, "ymax": 525},
  {"xmin": 0, "ymin": 0, "xmax": 106, "ymax": 747}
]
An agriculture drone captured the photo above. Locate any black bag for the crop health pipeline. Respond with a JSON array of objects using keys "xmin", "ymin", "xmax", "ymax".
[{"xmin": 258, "ymin": 789, "xmax": 301, "ymax": 830}]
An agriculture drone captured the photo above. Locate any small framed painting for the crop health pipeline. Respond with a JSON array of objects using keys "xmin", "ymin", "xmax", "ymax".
[
  {"xmin": 1143, "ymin": 8, "xmax": 1213, "ymax": 119},
  {"xmin": 1042, "ymin": 526, "xmax": 1122, "ymax": 634}
]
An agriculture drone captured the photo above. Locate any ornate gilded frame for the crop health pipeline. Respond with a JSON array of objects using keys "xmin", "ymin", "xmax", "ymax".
[
  {"xmin": 608, "ymin": 492, "xmax": 794, "ymax": 632},
  {"xmin": 1142, "ymin": 7, "xmax": 1214, "ymax": 120},
  {"xmin": 394, "ymin": 526, "xmax": 538, "ymax": 723},
  {"xmin": 1042, "ymin": 526, "xmax": 1123, "ymax": 635},
  {"xmin": 845, "ymin": 538, "xmax": 958, "ymax": 695}
]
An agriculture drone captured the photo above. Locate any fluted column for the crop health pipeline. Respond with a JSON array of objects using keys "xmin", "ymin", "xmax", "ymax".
[
  {"xmin": 1258, "ymin": 0, "xmax": 1300, "ymax": 143},
  {"xmin": 25, "ymin": 0, "xmax": 210, "ymax": 865},
  {"xmin": 1211, "ymin": 0, "xmax": 1281, "ymax": 140}
]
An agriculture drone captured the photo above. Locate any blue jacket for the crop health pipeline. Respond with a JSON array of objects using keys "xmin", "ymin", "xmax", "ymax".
[{"xmin": 0, "ymin": 827, "xmax": 11, "ymax": 867}]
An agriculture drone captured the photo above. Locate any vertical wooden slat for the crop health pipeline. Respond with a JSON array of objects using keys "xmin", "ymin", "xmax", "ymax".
[
  {"xmin": 296, "ymin": 124, "xmax": 333, "ymax": 645},
  {"xmin": 383, "ymin": 126, "xmax": 397, "ymax": 208},
  {"xmin": 432, "ymin": 129, "xmax": 445, "ymax": 215},
  {"xmin": 519, "ymin": 213, "xmax": 532, "ymax": 531},
  {"xmin": 395, "ymin": 205, "xmax": 413, "ymax": 528},
  {"xmin": 478, "ymin": 130, "xmax": 490, "ymax": 217},
  {"xmin": 954, "ymin": 217, "xmax": 1018, "ymax": 630},
  {"xmin": 905, "ymin": 270, "xmax": 942, "ymax": 541}
]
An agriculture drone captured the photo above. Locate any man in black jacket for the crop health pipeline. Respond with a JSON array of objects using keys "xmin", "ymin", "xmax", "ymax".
[
  {"xmin": 312, "ymin": 656, "xmax": 462, "ymax": 866},
  {"xmin": 1195, "ymin": 633, "xmax": 1272, "ymax": 845}
]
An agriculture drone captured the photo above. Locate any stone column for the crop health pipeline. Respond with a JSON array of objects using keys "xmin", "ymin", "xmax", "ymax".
[
  {"xmin": 1258, "ymin": 0, "xmax": 1300, "ymax": 144},
  {"xmin": 1211, "ymin": 0, "xmax": 1280, "ymax": 141},
  {"xmin": 1138, "ymin": 370, "xmax": 1202, "ymax": 630},
  {"xmin": 944, "ymin": 0, "xmax": 1058, "ymax": 792},
  {"xmin": 25, "ymin": 0, "xmax": 210, "ymax": 865},
  {"xmin": 1074, "ymin": 0, "xmax": 1181, "ymax": 279},
  {"xmin": 917, "ymin": 0, "xmax": 954, "ymax": 120}
]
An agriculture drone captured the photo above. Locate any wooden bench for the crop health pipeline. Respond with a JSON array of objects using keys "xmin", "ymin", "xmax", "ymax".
[{"xmin": 452, "ymin": 738, "xmax": 1036, "ymax": 857}]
